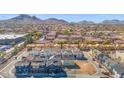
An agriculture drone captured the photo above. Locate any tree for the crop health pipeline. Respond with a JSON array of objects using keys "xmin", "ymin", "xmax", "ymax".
[
  {"xmin": 93, "ymin": 26, "xmax": 97, "ymax": 32},
  {"xmin": 102, "ymin": 39, "xmax": 111, "ymax": 45},
  {"xmin": 11, "ymin": 41, "xmax": 16, "ymax": 47},
  {"xmin": 57, "ymin": 41, "xmax": 67, "ymax": 49},
  {"xmin": 71, "ymin": 40, "xmax": 81, "ymax": 48},
  {"xmin": 81, "ymin": 32, "xmax": 86, "ymax": 36},
  {"xmin": 24, "ymin": 35, "xmax": 34, "ymax": 44},
  {"xmin": 69, "ymin": 29, "xmax": 73, "ymax": 32},
  {"xmin": 83, "ymin": 40, "xmax": 96, "ymax": 45},
  {"xmin": 35, "ymin": 32, "xmax": 43, "ymax": 38},
  {"xmin": 13, "ymin": 45, "xmax": 19, "ymax": 55},
  {"xmin": 28, "ymin": 31, "xmax": 43, "ymax": 40},
  {"xmin": 63, "ymin": 29, "xmax": 72, "ymax": 36},
  {"xmin": 118, "ymin": 27, "xmax": 124, "ymax": 33},
  {"xmin": 33, "ymin": 31, "xmax": 43, "ymax": 39},
  {"xmin": 0, "ymin": 51, "xmax": 5, "ymax": 57}
]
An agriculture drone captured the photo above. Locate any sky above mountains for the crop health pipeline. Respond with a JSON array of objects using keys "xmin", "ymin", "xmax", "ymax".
[{"xmin": 0, "ymin": 14, "xmax": 124, "ymax": 23}]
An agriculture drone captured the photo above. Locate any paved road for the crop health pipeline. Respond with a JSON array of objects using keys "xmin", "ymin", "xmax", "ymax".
[{"xmin": 0, "ymin": 48, "xmax": 28, "ymax": 78}]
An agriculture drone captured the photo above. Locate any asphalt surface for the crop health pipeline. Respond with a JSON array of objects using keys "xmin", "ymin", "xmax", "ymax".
[{"xmin": 0, "ymin": 48, "xmax": 28, "ymax": 78}]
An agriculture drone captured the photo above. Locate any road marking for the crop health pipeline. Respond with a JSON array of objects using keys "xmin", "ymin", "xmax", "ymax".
[
  {"xmin": 0, "ymin": 50, "xmax": 27, "ymax": 73},
  {"xmin": 0, "ymin": 59, "xmax": 15, "ymax": 73}
]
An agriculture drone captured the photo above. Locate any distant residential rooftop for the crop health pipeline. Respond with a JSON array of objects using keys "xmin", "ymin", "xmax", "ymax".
[
  {"xmin": 0, "ymin": 33, "xmax": 27, "ymax": 40},
  {"xmin": 47, "ymin": 31, "xmax": 56, "ymax": 36}
]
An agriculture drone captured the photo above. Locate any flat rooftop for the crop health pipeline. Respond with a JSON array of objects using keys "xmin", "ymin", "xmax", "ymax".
[{"xmin": 0, "ymin": 33, "xmax": 26, "ymax": 40}]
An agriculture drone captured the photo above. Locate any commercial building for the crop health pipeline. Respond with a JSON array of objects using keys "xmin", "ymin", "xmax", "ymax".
[{"xmin": 0, "ymin": 33, "xmax": 27, "ymax": 45}]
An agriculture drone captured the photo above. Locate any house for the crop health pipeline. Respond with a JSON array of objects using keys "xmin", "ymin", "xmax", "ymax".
[
  {"xmin": 57, "ymin": 35, "xmax": 68, "ymax": 40},
  {"xmin": 110, "ymin": 33, "xmax": 124, "ymax": 39},
  {"xmin": 84, "ymin": 36, "xmax": 103, "ymax": 43},
  {"xmin": 46, "ymin": 31, "xmax": 56, "ymax": 40},
  {"xmin": 69, "ymin": 35, "xmax": 83, "ymax": 40},
  {"xmin": 114, "ymin": 40, "xmax": 124, "ymax": 44}
]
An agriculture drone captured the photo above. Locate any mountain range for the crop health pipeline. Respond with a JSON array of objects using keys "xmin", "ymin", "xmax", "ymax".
[
  {"xmin": 1, "ymin": 14, "xmax": 124, "ymax": 24},
  {"xmin": 0, "ymin": 14, "xmax": 69, "ymax": 24}
]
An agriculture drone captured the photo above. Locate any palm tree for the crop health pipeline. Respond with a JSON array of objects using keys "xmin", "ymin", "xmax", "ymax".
[
  {"xmin": 57, "ymin": 41, "xmax": 66, "ymax": 49},
  {"xmin": 57, "ymin": 41, "xmax": 66, "ymax": 59}
]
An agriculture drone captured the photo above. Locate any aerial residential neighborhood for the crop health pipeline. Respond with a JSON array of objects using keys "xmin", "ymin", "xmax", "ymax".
[{"xmin": 0, "ymin": 14, "xmax": 124, "ymax": 78}]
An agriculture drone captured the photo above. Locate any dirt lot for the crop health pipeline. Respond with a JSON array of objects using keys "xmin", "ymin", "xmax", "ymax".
[{"xmin": 74, "ymin": 61, "xmax": 96, "ymax": 75}]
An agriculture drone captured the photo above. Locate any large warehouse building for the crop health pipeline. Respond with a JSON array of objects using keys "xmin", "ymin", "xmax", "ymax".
[{"xmin": 0, "ymin": 33, "xmax": 27, "ymax": 45}]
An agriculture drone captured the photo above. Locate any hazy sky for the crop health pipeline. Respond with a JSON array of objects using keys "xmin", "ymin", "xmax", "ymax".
[{"xmin": 0, "ymin": 14, "xmax": 124, "ymax": 23}]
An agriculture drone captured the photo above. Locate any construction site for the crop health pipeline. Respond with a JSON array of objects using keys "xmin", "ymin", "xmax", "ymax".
[{"xmin": 14, "ymin": 47, "xmax": 111, "ymax": 78}]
